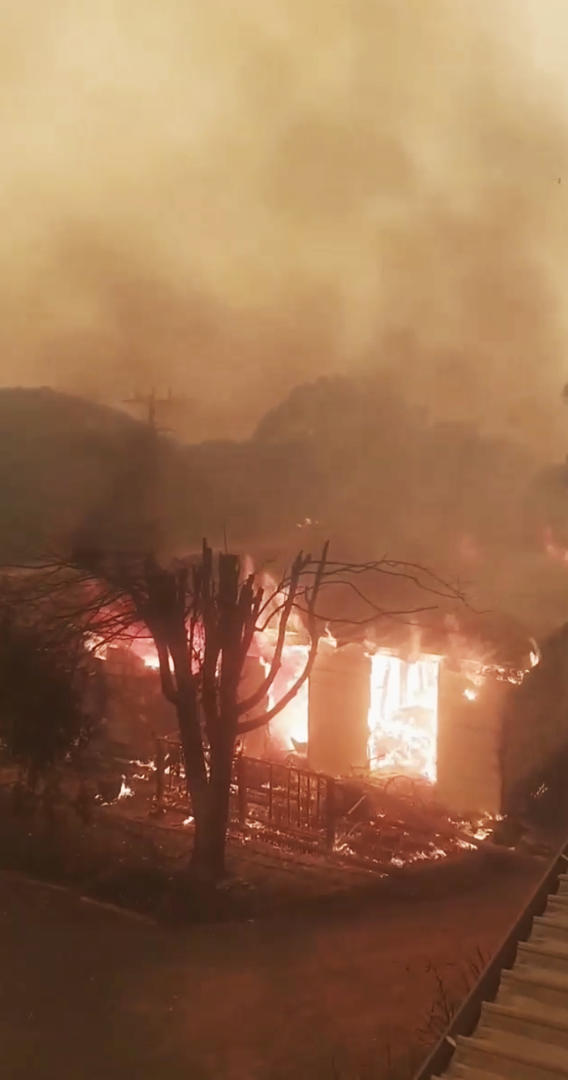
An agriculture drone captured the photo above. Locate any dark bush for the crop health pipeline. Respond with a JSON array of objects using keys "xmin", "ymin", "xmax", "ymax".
[{"xmin": 0, "ymin": 610, "xmax": 96, "ymax": 785}]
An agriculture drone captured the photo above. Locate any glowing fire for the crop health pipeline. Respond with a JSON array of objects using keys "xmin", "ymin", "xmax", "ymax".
[
  {"xmin": 86, "ymin": 633, "xmax": 161, "ymax": 671},
  {"xmin": 463, "ymin": 687, "xmax": 477, "ymax": 702},
  {"xmin": 140, "ymin": 649, "xmax": 160, "ymax": 670},
  {"xmin": 118, "ymin": 778, "xmax": 133, "ymax": 799},
  {"xmin": 367, "ymin": 652, "xmax": 439, "ymax": 783},
  {"xmin": 259, "ymin": 643, "xmax": 309, "ymax": 754}
]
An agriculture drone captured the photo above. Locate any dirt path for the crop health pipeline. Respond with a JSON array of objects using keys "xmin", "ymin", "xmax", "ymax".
[{"xmin": 0, "ymin": 852, "xmax": 546, "ymax": 1080}]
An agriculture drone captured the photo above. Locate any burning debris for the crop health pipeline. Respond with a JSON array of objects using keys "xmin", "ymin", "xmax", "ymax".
[
  {"xmin": 329, "ymin": 794, "xmax": 502, "ymax": 872},
  {"xmin": 544, "ymin": 526, "xmax": 568, "ymax": 566}
]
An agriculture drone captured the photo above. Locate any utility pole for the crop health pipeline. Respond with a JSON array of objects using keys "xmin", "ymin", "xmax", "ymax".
[
  {"xmin": 118, "ymin": 389, "xmax": 180, "ymax": 549},
  {"xmin": 122, "ymin": 388, "xmax": 178, "ymax": 435}
]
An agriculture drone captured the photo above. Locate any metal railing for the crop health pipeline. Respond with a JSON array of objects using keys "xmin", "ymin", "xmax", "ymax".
[
  {"xmin": 154, "ymin": 735, "xmax": 187, "ymax": 810},
  {"xmin": 238, "ymin": 756, "xmax": 337, "ymax": 847},
  {"xmin": 412, "ymin": 836, "xmax": 568, "ymax": 1080}
]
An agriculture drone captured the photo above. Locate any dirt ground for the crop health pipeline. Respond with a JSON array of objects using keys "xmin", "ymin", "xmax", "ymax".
[
  {"xmin": 0, "ymin": 765, "xmax": 561, "ymax": 1077},
  {"xmin": 0, "ymin": 850, "xmax": 547, "ymax": 1080}
]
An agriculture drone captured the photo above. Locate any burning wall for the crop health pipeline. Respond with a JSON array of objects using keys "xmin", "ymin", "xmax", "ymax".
[
  {"xmin": 308, "ymin": 640, "xmax": 440, "ymax": 785},
  {"xmin": 89, "ymin": 643, "xmax": 173, "ymax": 757},
  {"xmin": 280, "ymin": 636, "xmax": 544, "ymax": 818},
  {"xmin": 308, "ymin": 640, "xmax": 370, "ymax": 777},
  {"xmin": 436, "ymin": 665, "xmax": 508, "ymax": 817},
  {"xmin": 501, "ymin": 622, "xmax": 568, "ymax": 812}
]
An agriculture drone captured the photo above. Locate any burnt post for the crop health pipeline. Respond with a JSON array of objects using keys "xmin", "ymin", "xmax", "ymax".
[
  {"xmin": 155, "ymin": 735, "xmax": 165, "ymax": 810},
  {"xmin": 236, "ymin": 753, "xmax": 248, "ymax": 824},
  {"xmin": 325, "ymin": 776, "xmax": 337, "ymax": 849}
]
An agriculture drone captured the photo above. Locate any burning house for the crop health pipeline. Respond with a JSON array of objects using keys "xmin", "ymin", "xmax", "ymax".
[
  {"xmin": 89, "ymin": 560, "xmax": 567, "ymax": 823},
  {"xmin": 229, "ymin": 565, "xmax": 544, "ymax": 819},
  {"xmin": 239, "ymin": 617, "xmax": 540, "ymax": 819}
]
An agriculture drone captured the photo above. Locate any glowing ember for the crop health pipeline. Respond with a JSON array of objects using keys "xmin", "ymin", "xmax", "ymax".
[
  {"xmin": 118, "ymin": 778, "xmax": 133, "ymax": 800},
  {"xmin": 458, "ymin": 812, "xmax": 501, "ymax": 842},
  {"xmin": 85, "ymin": 633, "xmax": 106, "ymax": 657},
  {"xmin": 367, "ymin": 652, "xmax": 439, "ymax": 783},
  {"xmin": 544, "ymin": 525, "xmax": 568, "ymax": 564},
  {"xmin": 463, "ymin": 687, "xmax": 477, "ymax": 702},
  {"xmin": 529, "ymin": 641, "xmax": 540, "ymax": 669}
]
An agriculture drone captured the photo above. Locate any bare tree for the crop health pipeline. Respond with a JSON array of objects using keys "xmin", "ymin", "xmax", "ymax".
[{"xmin": 4, "ymin": 542, "xmax": 466, "ymax": 880}]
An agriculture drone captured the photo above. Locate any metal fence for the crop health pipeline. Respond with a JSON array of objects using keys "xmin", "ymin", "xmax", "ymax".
[
  {"xmin": 154, "ymin": 735, "xmax": 188, "ymax": 810},
  {"xmin": 153, "ymin": 736, "xmax": 338, "ymax": 847},
  {"xmin": 412, "ymin": 835, "xmax": 568, "ymax": 1079},
  {"xmin": 238, "ymin": 756, "xmax": 337, "ymax": 846}
]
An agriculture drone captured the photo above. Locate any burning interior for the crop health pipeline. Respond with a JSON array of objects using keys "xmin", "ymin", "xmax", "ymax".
[
  {"xmin": 237, "ymin": 627, "xmax": 442, "ymax": 784},
  {"xmin": 368, "ymin": 651, "xmax": 439, "ymax": 783}
]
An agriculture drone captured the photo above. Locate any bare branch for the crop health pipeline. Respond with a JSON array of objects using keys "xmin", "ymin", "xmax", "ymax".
[
  {"xmin": 238, "ymin": 541, "xmax": 329, "ymax": 732},
  {"xmin": 155, "ymin": 640, "xmax": 178, "ymax": 705},
  {"xmin": 236, "ymin": 549, "xmax": 308, "ymax": 716}
]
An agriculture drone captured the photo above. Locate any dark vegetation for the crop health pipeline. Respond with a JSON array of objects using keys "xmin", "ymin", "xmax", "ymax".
[{"xmin": 0, "ymin": 604, "xmax": 97, "ymax": 787}]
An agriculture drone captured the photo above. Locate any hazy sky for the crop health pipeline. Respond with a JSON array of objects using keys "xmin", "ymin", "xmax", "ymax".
[{"xmin": 2, "ymin": 1, "xmax": 568, "ymax": 447}]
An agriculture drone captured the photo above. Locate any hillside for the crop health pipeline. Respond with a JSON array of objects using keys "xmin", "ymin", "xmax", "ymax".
[
  {"xmin": 2, "ymin": 382, "xmax": 568, "ymax": 636},
  {"xmin": 0, "ymin": 388, "xmax": 187, "ymax": 558}
]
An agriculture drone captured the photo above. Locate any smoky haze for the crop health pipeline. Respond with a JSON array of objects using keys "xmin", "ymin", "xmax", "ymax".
[{"xmin": 2, "ymin": 1, "xmax": 568, "ymax": 450}]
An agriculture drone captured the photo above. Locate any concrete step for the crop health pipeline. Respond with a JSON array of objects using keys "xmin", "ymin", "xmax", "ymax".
[
  {"xmin": 533, "ymin": 916, "xmax": 568, "ymax": 945},
  {"xmin": 551, "ymin": 878, "xmax": 568, "ymax": 902},
  {"xmin": 547, "ymin": 895, "xmax": 568, "ymax": 912},
  {"xmin": 536, "ymin": 910, "xmax": 568, "ymax": 928},
  {"xmin": 532, "ymin": 925, "xmax": 568, "ymax": 952},
  {"xmin": 480, "ymin": 1000, "xmax": 568, "ymax": 1050},
  {"xmin": 456, "ymin": 1030, "xmax": 568, "ymax": 1079},
  {"xmin": 443, "ymin": 1065, "xmax": 509, "ymax": 1080},
  {"xmin": 517, "ymin": 940, "xmax": 568, "ymax": 975},
  {"xmin": 499, "ymin": 967, "xmax": 568, "ymax": 1011}
]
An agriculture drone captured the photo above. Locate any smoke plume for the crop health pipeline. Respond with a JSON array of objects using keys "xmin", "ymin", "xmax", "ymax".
[{"xmin": 1, "ymin": 1, "xmax": 568, "ymax": 451}]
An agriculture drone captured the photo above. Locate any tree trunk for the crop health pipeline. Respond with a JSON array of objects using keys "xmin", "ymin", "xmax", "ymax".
[
  {"xmin": 190, "ymin": 736, "xmax": 234, "ymax": 881},
  {"xmin": 170, "ymin": 678, "xmax": 212, "ymax": 877}
]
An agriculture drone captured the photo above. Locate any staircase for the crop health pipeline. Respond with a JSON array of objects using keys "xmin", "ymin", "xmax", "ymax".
[{"xmin": 435, "ymin": 874, "xmax": 568, "ymax": 1079}]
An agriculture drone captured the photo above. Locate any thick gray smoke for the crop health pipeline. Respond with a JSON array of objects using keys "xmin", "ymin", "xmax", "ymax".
[{"xmin": 1, "ymin": 1, "xmax": 568, "ymax": 452}]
